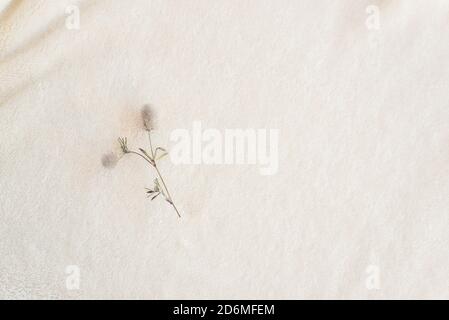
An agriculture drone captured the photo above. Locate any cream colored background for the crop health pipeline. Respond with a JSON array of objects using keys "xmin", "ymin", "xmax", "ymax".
[{"xmin": 1, "ymin": 0, "xmax": 449, "ymax": 299}]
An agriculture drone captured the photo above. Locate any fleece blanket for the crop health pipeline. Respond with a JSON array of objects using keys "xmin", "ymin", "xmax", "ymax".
[{"xmin": 1, "ymin": 0, "xmax": 449, "ymax": 299}]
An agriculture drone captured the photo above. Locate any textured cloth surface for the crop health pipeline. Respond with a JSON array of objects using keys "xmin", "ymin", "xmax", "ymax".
[{"xmin": 1, "ymin": 0, "xmax": 449, "ymax": 299}]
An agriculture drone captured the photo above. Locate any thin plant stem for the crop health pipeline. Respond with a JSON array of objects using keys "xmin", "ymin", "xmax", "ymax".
[
  {"xmin": 147, "ymin": 130, "xmax": 181, "ymax": 218},
  {"xmin": 147, "ymin": 131, "xmax": 155, "ymax": 158},
  {"xmin": 128, "ymin": 151, "xmax": 153, "ymax": 167},
  {"xmin": 153, "ymin": 164, "xmax": 181, "ymax": 218}
]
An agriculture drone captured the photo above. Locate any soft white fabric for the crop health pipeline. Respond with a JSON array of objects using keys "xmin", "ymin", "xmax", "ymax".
[{"xmin": 1, "ymin": 0, "xmax": 449, "ymax": 299}]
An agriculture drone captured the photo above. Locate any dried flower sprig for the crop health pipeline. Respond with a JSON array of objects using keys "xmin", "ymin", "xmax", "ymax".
[{"xmin": 103, "ymin": 105, "xmax": 181, "ymax": 218}]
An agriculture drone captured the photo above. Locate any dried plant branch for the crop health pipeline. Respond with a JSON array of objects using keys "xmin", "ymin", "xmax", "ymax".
[{"xmin": 104, "ymin": 105, "xmax": 181, "ymax": 219}]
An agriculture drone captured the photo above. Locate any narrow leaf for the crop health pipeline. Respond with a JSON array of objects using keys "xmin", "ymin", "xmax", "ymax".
[
  {"xmin": 151, "ymin": 192, "xmax": 160, "ymax": 201},
  {"xmin": 139, "ymin": 148, "xmax": 153, "ymax": 161},
  {"xmin": 154, "ymin": 147, "xmax": 168, "ymax": 160}
]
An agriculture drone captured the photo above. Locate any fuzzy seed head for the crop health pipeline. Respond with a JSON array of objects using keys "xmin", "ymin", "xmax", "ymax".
[
  {"xmin": 141, "ymin": 104, "xmax": 155, "ymax": 131},
  {"xmin": 101, "ymin": 152, "xmax": 119, "ymax": 169}
]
